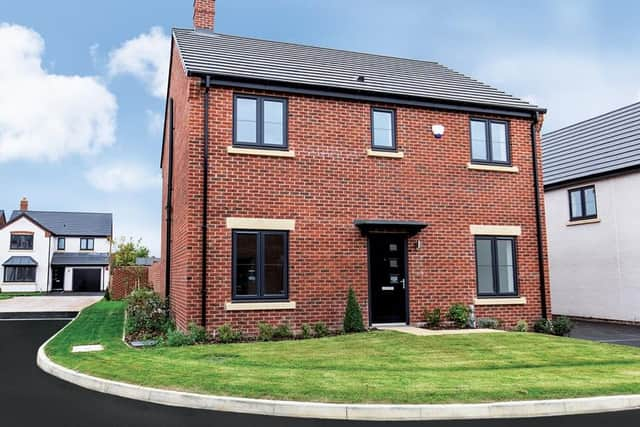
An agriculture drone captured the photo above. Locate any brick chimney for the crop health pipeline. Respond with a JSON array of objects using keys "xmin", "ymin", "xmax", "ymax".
[
  {"xmin": 193, "ymin": 0, "xmax": 215, "ymax": 30},
  {"xmin": 20, "ymin": 197, "xmax": 28, "ymax": 211}
]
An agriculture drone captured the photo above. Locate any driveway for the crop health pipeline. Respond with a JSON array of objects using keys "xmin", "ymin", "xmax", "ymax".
[
  {"xmin": 2, "ymin": 319, "xmax": 640, "ymax": 426},
  {"xmin": 571, "ymin": 320, "xmax": 640, "ymax": 347},
  {"xmin": 0, "ymin": 294, "xmax": 101, "ymax": 317}
]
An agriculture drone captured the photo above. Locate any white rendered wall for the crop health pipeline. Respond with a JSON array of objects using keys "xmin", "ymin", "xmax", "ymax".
[{"xmin": 545, "ymin": 172, "xmax": 640, "ymax": 322}]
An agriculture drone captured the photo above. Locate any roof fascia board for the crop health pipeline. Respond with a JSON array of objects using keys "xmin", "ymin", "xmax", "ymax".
[{"xmin": 544, "ymin": 164, "xmax": 640, "ymax": 190}]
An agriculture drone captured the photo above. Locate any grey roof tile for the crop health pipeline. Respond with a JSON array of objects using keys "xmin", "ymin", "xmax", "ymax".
[
  {"xmin": 10, "ymin": 211, "xmax": 112, "ymax": 237},
  {"xmin": 51, "ymin": 253, "xmax": 109, "ymax": 266},
  {"xmin": 542, "ymin": 102, "xmax": 640, "ymax": 186},
  {"xmin": 3, "ymin": 256, "xmax": 38, "ymax": 266},
  {"xmin": 172, "ymin": 29, "xmax": 541, "ymax": 112}
]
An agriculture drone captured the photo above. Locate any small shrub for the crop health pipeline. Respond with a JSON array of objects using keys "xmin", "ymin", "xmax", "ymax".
[
  {"xmin": 313, "ymin": 322, "xmax": 330, "ymax": 337},
  {"xmin": 274, "ymin": 322, "xmax": 294, "ymax": 339},
  {"xmin": 447, "ymin": 303, "xmax": 471, "ymax": 328},
  {"xmin": 477, "ymin": 318, "xmax": 500, "ymax": 329},
  {"xmin": 125, "ymin": 289, "xmax": 170, "ymax": 339},
  {"xmin": 300, "ymin": 323, "xmax": 312, "ymax": 339},
  {"xmin": 258, "ymin": 322, "xmax": 274, "ymax": 341},
  {"xmin": 513, "ymin": 320, "xmax": 528, "ymax": 332},
  {"xmin": 533, "ymin": 318, "xmax": 554, "ymax": 334},
  {"xmin": 552, "ymin": 316, "xmax": 574, "ymax": 336},
  {"xmin": 188, "ymin": 323, "xmax": 209, "ymax": 344},
  {"xmin": 423, "ymin": 308, "xmax": 441, "ymax": 329},
  {"xmin": 343, "ymin": 287, "xmax": 365, "ymax": 333},
  {"xmin": 165, "ymin": 328, "xmax": 195, "ymax": 347},
  {"xmin": 216, "ymin": 324, "xmax": 242, "ymax": 343}
]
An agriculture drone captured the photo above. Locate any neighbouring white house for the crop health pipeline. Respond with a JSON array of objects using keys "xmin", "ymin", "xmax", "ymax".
[
  {"xmin": 543, "ymin": 101, "xmax": 640, "ymax": 323},
  {"xmin": 0, "ymin": 198, "xmax": 113, "ymax": 293}
]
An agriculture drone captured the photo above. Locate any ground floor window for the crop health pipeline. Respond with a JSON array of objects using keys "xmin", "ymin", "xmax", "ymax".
[
  {"xmin": 475, "ymin": 236, "xmax": 517, "ymax": 297},
  {"xmin": 232, "ymin": 230, "xmax": 288, "ymax": 300},
  {"xmin": 4, "ymin": 266, "xmax": 36, "ymax": 282}
]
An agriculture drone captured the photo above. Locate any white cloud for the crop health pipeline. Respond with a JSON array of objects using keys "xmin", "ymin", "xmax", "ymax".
[
  {"xmin": 89, "ymin": 43, "xmax": 100, "ymax": 66},
  {"xmin": 86, "ymin": 163, "xmax": 161, "ymax": 192},
  {"xmin": 475, "ymin": 52, "xmax": 640, "ymax": 132},
  {"xmin": 145, "ymin": 109, "xmax": 164, "ymax": 135},
  {"xmin": 0, "ymin": 23, "xmax": 117, "ymax": 162},
  {"xmin": 108, "ymin": 26, "xmax": 170, "ymax": 98}
]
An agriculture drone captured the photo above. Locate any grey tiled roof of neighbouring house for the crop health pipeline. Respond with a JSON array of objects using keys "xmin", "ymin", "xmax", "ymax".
[
  {"xmin": 542, "ymin": 102, "xmax": 640, "ymax": 187},
  {"xmin": 136, "ymin": 257, "xmax": 160, "ymax": 266},
  {"xmin": 3, "ymin": 256, "xmax": 38, "ymax": 266},
  {"xmin": 10, "ymin": 211, "xmax": 112, "ymax": 236},
  {"xmin": 51, "ymin": 253, "xmax": 110, "ymax": 266},
  {"xmin": 172, "ymin": 29, "xmax": 543, "ymax": 113}
]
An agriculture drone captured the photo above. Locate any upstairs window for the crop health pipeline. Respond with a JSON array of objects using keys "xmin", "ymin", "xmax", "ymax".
[
  {"xmin": 80, "ymin": 238, "xmax": 94, "ymax": 251},
  {"xmin": 232, "ymin": 230, "xmax": 288, "ymax": 300},
  {"xmin": 470, "ymin": 119, "xmax": 510, "ymax": 165},
  {"xmin": 569, "ymin": 185, "xmax": 597, "ymax": 221},
  {"xmin": 475, "ymin": 236, "xmax": 517, "ymax": 297},
  {"xmin": 371, "ymin": 108, "xmax": 396, "ymax": 151},
  {"xmin": 57, "ymin": 237, "xmax": 65, "ymax": 251},
  {"xmin": 233, "ymin": 95, "xmax": 287, "ymax": 148},
  {"xmin": 10, "ymin": 233, "xmax": 33, "ymax": 250}
]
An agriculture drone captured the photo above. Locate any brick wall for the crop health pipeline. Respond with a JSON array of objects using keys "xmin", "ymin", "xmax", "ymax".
[
  {"xmin": 110, "ymin": 266, "xmax": 150, "ymax": 300},
  {"xmin": 162, "ymin": 55, "xmax": 551, "ymax": 335},
  {"xmin": 149, "ymin": 261, "xmax": 164, "ymax": 297}
]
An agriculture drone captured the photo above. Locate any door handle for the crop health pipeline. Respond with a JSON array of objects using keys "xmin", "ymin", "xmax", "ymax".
[{"xmin": 400, "ymin": 278, "xmax": 406, "ymax": 289}]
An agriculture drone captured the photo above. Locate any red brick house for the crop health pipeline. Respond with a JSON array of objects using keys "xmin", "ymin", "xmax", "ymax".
[{"xmin": 160, "ymin": 0, "xmax": 550, "ymax": 334}]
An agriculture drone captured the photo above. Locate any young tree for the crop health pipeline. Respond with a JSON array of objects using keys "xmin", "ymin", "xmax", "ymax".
[{"xmin": 112, "ymin": 237, "xmax": 150, "ymax": 267}]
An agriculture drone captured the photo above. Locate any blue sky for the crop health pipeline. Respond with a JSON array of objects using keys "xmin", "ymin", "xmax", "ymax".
[{"xmin": 1, "ymin": 0, "xmax": 639, "ymax": 256}]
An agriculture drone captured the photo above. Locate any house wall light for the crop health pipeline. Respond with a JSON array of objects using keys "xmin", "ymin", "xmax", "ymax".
[{"xmin": 432, "ymin": 124, "xmax": 445, "ymax": 139}]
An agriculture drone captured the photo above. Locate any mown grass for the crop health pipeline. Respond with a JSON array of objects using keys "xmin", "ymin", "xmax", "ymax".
[
  {"xmin": 0, "ymin": 292, "xmax": 43, "ymax": 300},
  {"xmin": 46, "ymin": 300, "xmax": 640, "ymax": 404}
]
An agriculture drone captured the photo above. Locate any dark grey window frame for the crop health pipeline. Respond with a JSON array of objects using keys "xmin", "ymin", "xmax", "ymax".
[
  {"xmin": 57, "ymin": 237, "xmax": 65, "ymax": 251},
  {"xmin": 474, "ymin": 236, "xmax": 518, "ymax": 298},
  {"xmin": 568, "ymin": 185, "xmax": 597, "ymax": 221},
  {"xmin": 10, "ymin": 234, "xmax": 33, "ymax": 250},
  {"xmin": 232, "ymin": 94, "xmax": 288, "ymax": 149},
  {"xmin": 80, "ymin": 238, "xmax": 94, "ymax": 251},
  {"xmin": 470, "ymin": 118, "xmax": 511, "ymax": 165},
  {"xmin": 3, "ymin": 266, "xmax": 37, "ymax": 282},
  {"xmin": 371, "ymin": 107, "xmax": 397, "ymax": 151},
  {"xmin": 231, "ymin": 230, "xmax": 289, "ymax": 301}
]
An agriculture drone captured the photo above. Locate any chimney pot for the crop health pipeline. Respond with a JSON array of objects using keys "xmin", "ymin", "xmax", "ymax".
[
  {"xmin": 20, "ymin": 197, "xmax": 29, "ymax": 212},
  {"xmin": 193, "ymin": 0, "xmax": 216, "ymax": 31}
]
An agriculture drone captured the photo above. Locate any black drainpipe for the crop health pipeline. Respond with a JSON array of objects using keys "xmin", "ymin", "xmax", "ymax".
[
  {"xmin": 164, "ymin": 98, "xmax": 175, "ymax": 301},
  {"xmin": 201, "ymin": 76, "xmax": 212, "ymax": 328},
  {"xmin": 530, "ymin": 112, "xmax": 548, "ymax": 319}
]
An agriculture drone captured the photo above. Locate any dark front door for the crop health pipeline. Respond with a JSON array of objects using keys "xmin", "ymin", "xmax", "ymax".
[
  {"xmin": 51, "ymin": 267, "xmax": 65, "ymax": 291},
  {"xmin": 369, "ymin": 234, "xmax": 407, "ymax": 324},
  {"xmin": 72, "ymin": 269, "xmax": 101, "ymax": 292}
]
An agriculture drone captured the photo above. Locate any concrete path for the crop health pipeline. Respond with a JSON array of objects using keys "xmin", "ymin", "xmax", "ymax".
[
  {"xmin": 376, "ymin": 325, "xmax": 505, "ymax": 336},
  {"xmin": 0, "ymin": 294, "xmax": 102, "ymax": 313}
]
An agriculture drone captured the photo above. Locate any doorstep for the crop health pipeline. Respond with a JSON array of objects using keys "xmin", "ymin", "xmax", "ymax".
[{"xmin": 376, "ymin": 325, "xmax": 505, "ymax": 336}]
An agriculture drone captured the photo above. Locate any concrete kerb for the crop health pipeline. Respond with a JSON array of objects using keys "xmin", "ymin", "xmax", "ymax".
[{"xmin": 36, "ymin": 314, "xmax": 640, "ymax": 421}]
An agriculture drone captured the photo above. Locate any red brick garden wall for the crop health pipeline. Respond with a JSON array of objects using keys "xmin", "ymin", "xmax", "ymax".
[
  {"xmin": 149, "ymin": 261, "xmax": 164, "ymax": 297},
  {"xmin": 162, "ymin": 60, "xmax": 551, "ymax": 335},
  {"xmin": 110, "ymin": 266, "xmax": 150, "ymax": 300}
]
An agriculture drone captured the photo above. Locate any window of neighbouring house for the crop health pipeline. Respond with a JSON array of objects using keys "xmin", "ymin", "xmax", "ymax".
[
  {"xmin": 569, "ymin": 185, "xmax": 597, "ymax": 221},
  {"xmin": 80, "ymin": 238, "xmax": 94, "ymax": 251},
  {"xmin": 4, "ymin": 266, "xmax": 36, "ymax": 282},
  {"xmin": 232, "ymin": 230, "xmax": 288, "ymax": 300},
  {"xmin": 475, "ymin": 236, "xmax": 517, "ymax": 297},
  {"xmin": 57, "ymin": 237, "xmax": 65, "ymax": 251},
  {"xmin": 10, "ymin": 233, "xmax": 33, "ymax": 250},
  {"xmin": 371, "ymin": 108, "xmax": 396, "ymax": 151},
  {"xmin": 470, "ymin": 119, "xmax": 510, "ymax": 165},
  {"xmin": 233, "ymin": 95, "xmax": 287, "ymax": 148}
]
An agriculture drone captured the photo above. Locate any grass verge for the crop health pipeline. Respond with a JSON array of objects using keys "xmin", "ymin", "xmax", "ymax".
[
  {"xmin": 0, "ymin": 292, "xmax": 44, "ymax": 300},
  {"xmin": 45, "ymin": 300, "xmax": 640, "ymax": 404}
]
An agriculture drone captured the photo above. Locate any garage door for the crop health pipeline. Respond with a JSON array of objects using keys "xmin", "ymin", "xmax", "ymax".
[{"xmin": 72, "ymin": 269, "xmax": 101, "ymax": 292}]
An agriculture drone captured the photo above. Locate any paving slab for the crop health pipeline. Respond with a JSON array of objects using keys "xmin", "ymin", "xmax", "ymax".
[
  {"xmin": 0, "ymin": 295, "xmax": 102, "ymax": 313},
  {"xmin": 376, "ymin": 325, "xmax": 505, "ymax": 336}
]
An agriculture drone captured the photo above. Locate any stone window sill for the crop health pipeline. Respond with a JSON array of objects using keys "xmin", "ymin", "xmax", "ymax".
[
  {"xmin": 467, "ymin": 163, "xmax": 519, "ymax": 173},
  {"xmin": 473, "ymin": 297, "xmax": 527, "ymax": 306},
  {"xmin": 567, "ymin": 218, "xmax": 600, "ymax": 226},
  {"xmin": 224, "ymin": 301, "xmax": 296, "ymax": 311},
  {"xmin": 227, "ymin": 146, "xmax": 295, "ymax": 158},
  {"xmin": 367, "ymin": 149, "xmax": 404, "ymax": 159}
]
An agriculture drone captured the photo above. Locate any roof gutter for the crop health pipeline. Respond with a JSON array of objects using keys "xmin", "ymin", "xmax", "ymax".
[
  {"xmin": 530, "ymin": 112, "xmax": 548, "ymax": 319},
  {"xmin": 200, "ymin": 76, "xmax": 212, "ymax": 329}
]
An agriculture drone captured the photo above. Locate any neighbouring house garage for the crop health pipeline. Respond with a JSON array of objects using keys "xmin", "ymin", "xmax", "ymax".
[{"xmin": 72, "ymin": 268, "xmax": 102, "ymax": 292}]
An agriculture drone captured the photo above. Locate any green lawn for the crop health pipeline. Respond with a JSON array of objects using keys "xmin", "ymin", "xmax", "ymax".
[
  {"xmin": 46, "ymin": 300, "xmax": 640, "ymax": 404},
  {"xmin": 0, "ymin": 292, "xmax": 43, "ymax": 300}
]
